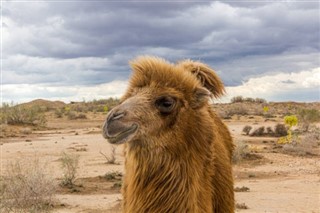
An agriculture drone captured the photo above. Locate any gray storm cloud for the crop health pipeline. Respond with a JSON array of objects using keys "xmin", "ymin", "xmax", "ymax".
[{"xmin": 2, "ymin": 1, "xmax": 320, "ymax": 102}]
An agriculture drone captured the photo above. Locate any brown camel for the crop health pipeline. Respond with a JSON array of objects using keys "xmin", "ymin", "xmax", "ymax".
[{"xmin": 102, "ymin": 56, "xmax": 234, "ymax": 213}]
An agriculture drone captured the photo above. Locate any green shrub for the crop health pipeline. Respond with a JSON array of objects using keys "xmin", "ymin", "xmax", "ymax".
[{"xmin": 278, "ymin": 115, "xmax": 299, "ymax": 145}]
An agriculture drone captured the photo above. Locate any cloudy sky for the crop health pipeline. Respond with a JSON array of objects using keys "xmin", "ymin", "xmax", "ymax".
[{"xmin": 2, "ymin": 1, "xmax": 319, "ymax": 103}]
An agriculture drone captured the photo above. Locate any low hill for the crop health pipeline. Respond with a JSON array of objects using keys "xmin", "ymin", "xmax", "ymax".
[{"xmin": 18, "ymin": 99, "xmax": 66, "ymax": 111}]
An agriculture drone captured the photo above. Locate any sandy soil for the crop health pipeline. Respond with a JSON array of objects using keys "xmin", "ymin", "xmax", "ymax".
[{"xmin": 0, "ymin": 118, "xmax": 319, "ymax": 213}]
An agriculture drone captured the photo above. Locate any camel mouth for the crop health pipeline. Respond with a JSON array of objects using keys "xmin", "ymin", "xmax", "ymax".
[{"xmin": 106, "ymin": 124, "xmax": 138, "ymax": 145}]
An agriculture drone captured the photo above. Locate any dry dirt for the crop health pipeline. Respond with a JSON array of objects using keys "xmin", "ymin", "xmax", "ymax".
[{"xmin": 0, "ymin": 114, "xmax": 319, "ymax": 213}]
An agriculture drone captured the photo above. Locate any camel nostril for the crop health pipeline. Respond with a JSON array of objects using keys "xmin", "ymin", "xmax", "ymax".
[
  {"xmin": 112, "ymin": 112, "xmax": 125, "ymax": 120},
  {"xmin": 108, "ymin": 111, "xmax": 125, "ymax": 123}
]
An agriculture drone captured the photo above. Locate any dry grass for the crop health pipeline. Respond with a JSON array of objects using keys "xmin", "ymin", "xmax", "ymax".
[
  {"xmin": 234, "ymin": 186, "xmax": 250, "ymax": 192},
  {"xmin": 274, "ymin": 123, "xmax": 287, "ymax": 136},
  {"xmin": 100, "ymin": 145, "xmax": 118, "ymax": 164},
  {"xmin": 282, "ymin": 129, "xmax": 320, "ymax": 156},
  {"xmin": 250, "ymin": 126, "xmax": 265, "ymax": 136},
  {"xmin": 236, "ymin": 202, "xmax": 249, "ymax": 209},
  {"xmin": 232, "ymin": 141, "xmax": 250, "ymax": 164},
  {"xmin": 0, "ymin": 157, "xmax": 57, "ymax": 212},
  {"xmin": 0, "ymin": 103, "xmax": 47, "ymax": 127},
  {"xmin": 103, "ymin": 171, "xmax": 123, "ymax": 181},
  {"xmin": 60, "ymin": 152, "xmax": 80, "ymax": 188},
  {"xmin": 242, "ymin": 125, "xmax": 252, "ymax": 135}
]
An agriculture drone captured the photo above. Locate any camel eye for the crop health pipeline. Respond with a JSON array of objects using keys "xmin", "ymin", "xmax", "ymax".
[{"xmin": 155, "ymin": 96, "xmax": 175, "ymax": 114}]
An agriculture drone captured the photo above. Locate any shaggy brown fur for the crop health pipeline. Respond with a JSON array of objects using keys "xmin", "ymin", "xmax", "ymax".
[{"xmin": 103, "ymin": 56, "xmax": 234, "ymax": 213}]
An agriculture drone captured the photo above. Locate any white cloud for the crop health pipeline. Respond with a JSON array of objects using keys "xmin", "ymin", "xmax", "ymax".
[
  {"xmin": 3, "ymin": 68, "xmax": 319, "ymax": 104},
  {"xmin": 221, "ymin": 67, "xmax": 320, "ymax": 102},
  {"xmin": 2, "ymin": 80, "xmax": 128, "ymax": 104}
]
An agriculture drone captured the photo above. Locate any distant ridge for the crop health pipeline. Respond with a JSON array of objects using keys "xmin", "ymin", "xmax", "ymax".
[{"xmin": 18, "ymin": 99, "xmax": 66, "ymax": 110}]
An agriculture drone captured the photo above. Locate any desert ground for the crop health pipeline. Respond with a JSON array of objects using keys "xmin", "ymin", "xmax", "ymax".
[{"xmin": 0, "ymin": 99, "xmax": 319, "ymax": 213}]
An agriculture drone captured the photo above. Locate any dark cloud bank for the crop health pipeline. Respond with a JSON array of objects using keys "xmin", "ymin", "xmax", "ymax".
[{"xmin": 3, "ymin": 1, "xmax": 320, "ymax": 102}]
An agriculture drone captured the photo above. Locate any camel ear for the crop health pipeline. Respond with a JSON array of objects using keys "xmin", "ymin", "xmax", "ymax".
[
  {"xmin": 191, "ymin": 87, "xmax": 211, "ymax": 108},
  {"xmin": 177, "ymin": 60, "xmax": 225, "ymax": 98}
]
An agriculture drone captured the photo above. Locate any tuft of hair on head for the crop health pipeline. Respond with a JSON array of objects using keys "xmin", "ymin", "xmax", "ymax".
[
  {"xmin": 176, "ymin": 60, "xmax": 225, "ymax": 98},
  {"xmin": 129, "ymin": 55, "xmax": 171, "ymax": 75}
]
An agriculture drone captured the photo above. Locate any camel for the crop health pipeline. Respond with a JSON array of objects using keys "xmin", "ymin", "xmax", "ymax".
[{"xmin": 102, "ymin": 56, "xmax": 234, "ymax": 213}]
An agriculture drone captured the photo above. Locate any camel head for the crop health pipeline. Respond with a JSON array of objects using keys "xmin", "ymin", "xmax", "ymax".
[{"xmin": 102, "ymin": 56, "xmax": 225, "ymax": 146}]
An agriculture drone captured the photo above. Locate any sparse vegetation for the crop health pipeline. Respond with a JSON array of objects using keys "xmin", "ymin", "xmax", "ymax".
[
  {"xmin": 282, "ymin": 128, "xmax": 320, "ymax": 156},
  {"xmin": 234, "ymin": 186, "xmax": 250, "ymax": 192},
  {"xmin": 298, "ymin": 109, "xmax": 320, "ymax": 132},
  {"xmin": 100, "ymin": 145, "xmax": 117, "ymax": 164},
  {"xmin": 60, "ymin": 152, "xmax": 80, "ymax": 187},
  {"xmin": 236, "ymin": 202, "xmax": 249, "ymax": 209},
  {"xmin": 250, "ymin": 126, "xmax": 265, "ymax": 136},
  {"xmin": 242, "ymin": 125, "xmax": 252, "ymax": 135},
  {"xmin": 112, "ymin": 182, "xmax": 122, "ymax": 189},
  {"xmin": 231, "ymin": 96, "xmax": 266, "ymax": 104},
  {"xmin": 274, "ymin": 123, "xmax": 288, "ymax": 137},
  {"xmin": 104, "ymin": 171, "xmax": 123, "ymax": 181},
  {"xmin": 225, "ymin": 104, "xmax": 248, "ymax": 116},
  {"xmin": 0, "ymin": 157, "xmax": 56, "ymax": 212},
  {"xmin": 1, "ymin": 98, "xmax": 319, "ymax": 212},
  {"xmin": 51, "ymin": 98, "xmax": 119, "ymax": 119},
  {"xmin": 103, "ymin": 171, "xmax": 123, "ymax": 190},
  {"xmin": 232, "ymin": 141, "xmax": 250, "ymax": 163},
  {"xmin": 0, "ymin": 103, "xmax": 47, "ymax": 126},
  {"xmin": 266, "ymin": 126, "xmax": 274, "ymax": 135}
]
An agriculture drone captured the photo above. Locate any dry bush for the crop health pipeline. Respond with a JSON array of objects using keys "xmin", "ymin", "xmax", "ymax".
[
  {"xmin": 231, "ymin": 96, "xmax": 244, "ymax": 103},
  {"xmin": 225, "ymin": 104, "xmax": 248, "ymax": 116},
  {"xmin": 298, "ymin": 109, "xmax": 320, "ymax": 132},
  {"xmin": 255, "ymin": 98, "xmax": 267, "ymax": 103},
  {"xmin": 250, "ymin": 126, "xmax": 265, "ymax": 136},
  {"xmin": 60, "ymin": 152, "xmax": 79, "ymax": 187},
  {"xmin": 230, "ymin": 96, "xmax": 266, "ymax": 104},
  {"xmin": 236, "ymin": 202, "xmax": 249, "ymax": 209},
  {"xmin": 76, "ymin": 113, "xmax": 87, "ymax": 119},
  {"xmin": 266, "ymin": 126, "xmax": 274, "ymax": 135},
  {"xmin": 0, "ymin": 157, "xmax": 57, "ymax": 212},
  {"xmin": 242, "ymin": 125, "xmax": 252, "ymax": 135},
  {"xmin": 234, "ymin": 186, "xmax": 250, "ymax": 192},
  {"xmin": 54, "ymin": 109, "xmax": 63, "ymax": 118},
  {"xmin": 20, "ymin": 127, "xmax": 32, "ymax": 135},
  {"xmin": 66, "ymin": 111, "xmax": 77, "ymax": 120},
  {"xmin": 282, "ymin": 130, "xmax": 320, "ymax": 156},
  {"xmin": 100, "ymin": 146, "xmax": 117, "ymax": 164},
  {"xmin": 104, "ymin": 171, "xmax": 123, "ymax": 181},
  {"xmin": 104, "ymin": 171, "xmax": 123, "ymax": 190},
  {"xmin": 274, "ymin": 123, "xmax": 287, "ymax": 137},
  {"xmin": 0, "ymin": 103, "xmax": 47, "ymax": 126},
  {"xmin": 232, "ymin": 141, "xmax": 250, "ymax": 164},
  {"xmin": 62, "ymin": 98, "xmax": 120, "ymax": 114}
]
